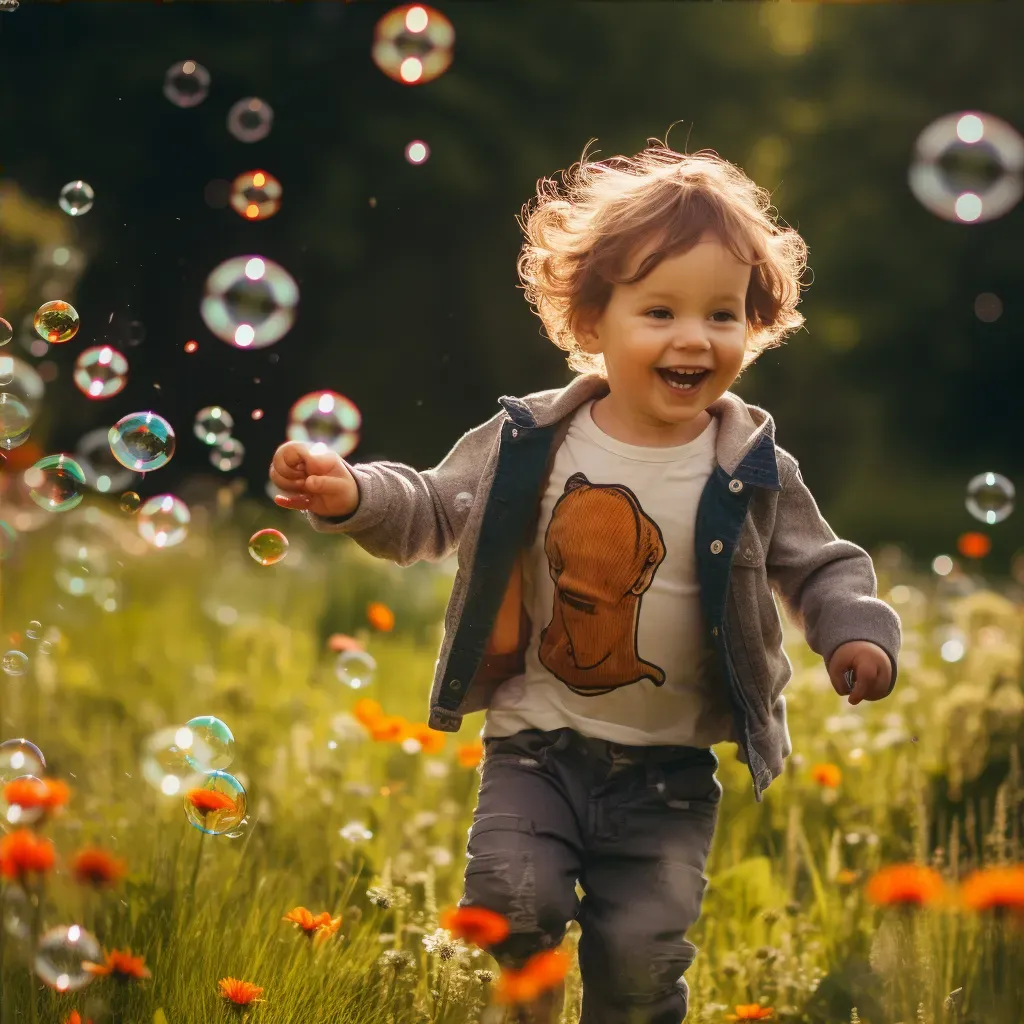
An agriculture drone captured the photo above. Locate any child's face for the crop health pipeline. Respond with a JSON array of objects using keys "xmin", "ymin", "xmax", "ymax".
[{"xmin": 578, "ymin": 231, "xmax": 751, "ymax": 443}]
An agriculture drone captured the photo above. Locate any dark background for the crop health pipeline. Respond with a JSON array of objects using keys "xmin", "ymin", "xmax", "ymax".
[{"xmin": 1, "ymin": 0, "xmax": 1022, "ymax": 573}]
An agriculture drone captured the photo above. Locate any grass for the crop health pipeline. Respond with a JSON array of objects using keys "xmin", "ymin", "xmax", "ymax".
[{"xmin": 0, "ymin": 495, "xmax": 1022, "ymax": 1024}]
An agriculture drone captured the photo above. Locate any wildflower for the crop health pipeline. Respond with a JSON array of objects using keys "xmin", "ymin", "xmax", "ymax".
[
  {"xmin": 422, "ymin": 927, "xmax": 465, "ymax": 962},
  {"xmin": 456, "ymin": 739, "xmax": 484, "ymax": 768},
  {"xmin": 65, "ymin": 1012, "xmax": 93, "ymax": 1024},
  {"xmin": 865, "ymin": 864, "xmax": 948, "ymax": 907},
  {"xmin": 403, "ymin": 721, "xmax": 447, "ymax": 755},
  {"xmin": 282, "ymin": 906, "xmax": 342, "ymax": 943},
  {"xmin": 83, "ymin": 947, "xmax": 151, "ymax": 981},
  {"xmin": 725, "ymin": 1006, "xmax": 775, "ymax": 1021},
  {"xmin": 378, "ymin": 949, "xmax": 416, "ymax": 973},
  {"xmin": 809, "ymin": 763, "xmax": 842, "ymax": 788},
  {"xmin": 439, "ymin": 906, "xmax": 510, "ymax": 948},
  {"xmin": 352, "ymin": 697, "xmax": 384, "ymax": 727},
  {"xmin": 369, "ymin": 715, "xmax": 406, "ymax": 742},
  {"xmin": 494, "ymin": 949, "xmax": 570, "ymax": 1004},
  {"xmin": 957, "ymin": 865, "xmax": 1024, "ymax": 914},
  {"xmin": 71, "ymin": 846, "xmax": 128, "ymax": 888},
  {"xmin": 327, "ymin": 633, "xmax": 364, "ymax": 653},
  {"xmin": 0, "ymin": 829, "xmax": 56, "ymax": 881},
  {"xmin": 366, "ymin": 601, "xmax": 395, "ymax": 631},
  {"xmin": 186, "ymin": 788, "xmax": 237, "ymax": 814},
  {"xmin": 367, "ymin": 886, "xmax": 395, "ymax": 909},
  {"xmin": 218, "ymin": 977, "xmax": 264, "ymax": 1006},
  {"xmin": 3, "ymin": 776, "xmax": 71, "ymax": 813}
]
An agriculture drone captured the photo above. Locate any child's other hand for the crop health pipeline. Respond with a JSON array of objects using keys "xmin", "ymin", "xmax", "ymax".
[
  {"xmin": 269, "ymin": 441, "xmax": 359, "ymax": 518},
  {"xmin": 827, "ymin": 640, "xmax": 893, "ymax": 705}
]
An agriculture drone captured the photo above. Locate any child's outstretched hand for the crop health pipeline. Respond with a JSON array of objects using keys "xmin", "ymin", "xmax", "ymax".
[
  {"xmin": 827, "ymin": 640, "xmax": 893, "ymax": 705},
  {"xmin": 269, "ymin": 441, "xmax": 359, "ymax": 518}
]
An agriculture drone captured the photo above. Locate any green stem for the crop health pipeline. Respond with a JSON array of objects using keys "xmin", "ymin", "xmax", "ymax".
[
  {"xmin": 188, "ymin": 830, "xmax": 207, "ymax": 912},
  {"xmin": 27, "ymin": 881, "xmax": 40, "ymax": 1024},
  {"xmin": 0, "ymin": 878, "xmax": 6, "ymax": 1024}
]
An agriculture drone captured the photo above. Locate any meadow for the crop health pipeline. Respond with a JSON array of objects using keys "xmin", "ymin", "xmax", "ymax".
[{"xmin": 0, "ymin": 491, "xmax": 1021, "ymax": 1024}]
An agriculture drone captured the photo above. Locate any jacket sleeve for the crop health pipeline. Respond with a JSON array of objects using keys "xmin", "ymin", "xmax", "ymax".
[
  {"xmin": 766, "ymin": 459, "xmax": 902, "ymax": 694},
  {"xmin": 303, "ymin": 409, "xmax": 505, "ymax": 567}
]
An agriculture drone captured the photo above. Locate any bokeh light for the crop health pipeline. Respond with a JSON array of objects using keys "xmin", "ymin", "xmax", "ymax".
[
  {"xmin": 286, "ymin": 390, "xmax": 361, "ymax": 457},
  {"xmin": 372, "ymin": 4, "xmax": 455, "ymax": 86},
  {"xmin": 965, "ymin": 472, "xmax": 1014, "ymax": 525},
  {"xmin": 200, "ymin": 255, "xmax": 298, "ymax": 349},
  {"xmin": 137, "ymin": 494, "xmax": 190, "ymax": 549},
  {"xmin": 227, "ymin": 97, "xmax": 274, "ymax": 142},
  {"xmin": 58, "ymin": 180, "xmax": 94, "ymax": 217},
  {"xmin": 163, "ymin": 59, "xmax": 210, "ymax": 108},
  {"xmin": 405, "ymin": 140, "xmax": 430, "ymax": 164},
  {"xmin": 193, "ymin": 406, "xmax": 234, "ymax": 446},
  {"xmin": 73, "ymin": 346, "xmax": 128, "ymax": 399},
  {"xmin": 229, "ymin": 169, "xmax": 282, "ymax": 221}
]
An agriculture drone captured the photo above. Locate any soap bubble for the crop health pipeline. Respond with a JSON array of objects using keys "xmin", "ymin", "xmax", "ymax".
[
  {"xmin": 230, "ymin": 170, "xmax": 282, "ymax": 221},
  {"xmin": 33, "ymin": 301, "xmax": 80, "ymax": 344},
  {"xmin": 194, "ymin": 406, "xmax": 233, "ymax": 446},
  {"xmin": 75, "ymin": 427, "xmax": 138, "ymax": 494},
  {"xmin": 108, "ymin": 411, "xmax": 176, "ymax": 472},
  {"xmin": 1, "ymin": 774, "xmax": 46, "ymax": 827},
  {"xmin": 0, "ymin": 393, "xmax": 33, "ymax": 445},
  {"xmin": 73, "ymin": 346, "xmax": 128, "ymax": 399},
  {"xmin": 227, "ymin": 97, "xmax": 274, "ymax": 142},
  {"xmin": 35, "ymin": 925, "xmax": 102, "ymax": 993},
  {"xmin": 405, "ymin": 140, "xmax": 430, "ymax": 165},
  {"xmin": 339, "ymin": 821, "xmax": 374, "ymax": 843},
  {"xmin": 286, "ymin": 391, "xmax": 361, "ymax": 457},
  {"xmin": 909, "ymin": 111, "xmax": 1024, "ymax": 224},
  {"xmin": 58, "ymin": 181, "xmax": 94, "ymax": 217},
  {"xmin": 25, "ymin": 621, "xmax": 42, "ymax": 640},
  {"xmin": 141, "ymin": 726, "xmax": 206, "ymax": 796},
  {"xmin": 248, "ymin": 528, "xmax": 289, "ymax": 566},
  {"xmin": 3, "ymin": 884, "xmax": 30, "ymax": 942},
  {"xmin": 974, "ymin": 293, "xmax": 1003, "ymax": 323},
  {"xmin": 211, "ymin": 438, "xmax": 245, "ymax": 472},
  {"xmin": 201, "ymin": 256, "xmax": 298, "ymax": 349},
  {"xmin": 26, "ymin": 454, "xmax": 87, "ymax": 512},
  {"xmin": 0, "ymin": 318, "xmax": 11, "ymax": 347},
  {"xmin": 119, "ymin": 491, "xmax": 141, "ymax": 513},
  {"xmin": 184, "ymin": 716, "xmax": 234, "ymax": 771},
  {"xmin": 965, "ymin": 472, "xmax": 1014, "ymax": 525},
  {"xmin": 0, "ymin": 739, "xmax": 45, "ymax": 781},
  {"xmin": 372, "ymin": 3, "xmax": 455, "ymax": 86},
  {"xmin": 335, "ymin": 649, "xmax": 377, "ymax": 690},
  {"xmin": 183, "ymin": 771, "xmax": 247, "ymax": 835},
  {"xmin": 163, "ymin": 59, "xmax": 210, "ymax": 108},
  {"xmin": 2, "ymin": 651, "xmax": 28, "ymax": 676},
  {"xmin": 137, "ymin": 494, "xmax": 190, "ymax": 549}
]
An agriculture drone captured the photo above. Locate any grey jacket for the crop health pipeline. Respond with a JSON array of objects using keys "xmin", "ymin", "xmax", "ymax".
[{"xmin": 307, "ymin": 372, "xmax": 901, "ymax": 801}]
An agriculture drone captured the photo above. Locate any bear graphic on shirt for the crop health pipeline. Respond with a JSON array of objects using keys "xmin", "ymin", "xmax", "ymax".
[{"xmin": 538, "ymin": 471, "xmax": 667, "ymax": 696}]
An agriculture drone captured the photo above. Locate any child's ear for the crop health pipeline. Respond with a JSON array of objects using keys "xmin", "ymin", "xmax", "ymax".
[{"xmin": 574, "ymin": 309, "xmax": 600, "ymax": 354}]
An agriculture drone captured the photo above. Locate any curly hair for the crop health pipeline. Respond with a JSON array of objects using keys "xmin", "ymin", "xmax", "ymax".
[{"xmin": 516, "ymin": 137, "xmax": 811, "ymax": 377}]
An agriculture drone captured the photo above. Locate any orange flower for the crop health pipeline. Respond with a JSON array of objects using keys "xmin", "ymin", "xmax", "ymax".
[
  {"xmin": 725, "ymin": 1006, "xmax": 775, "ymax": 1021},
  {"xmin": 2, "ymin": 776, "xmax": 71, "ymax": 812},
  {"xmin": 958, "ymin": 866, "xmax": 1024, "ymax": 915},
  {"xmin": 957, "ymin": 532, "xmax": 991, "ymax": 559},
  {"xmin": 403, "ymin": 722, "xmax": 447, "ymax": 755},
  {"xmin": 809, "ymin": 763, "xmax": 842, "ymax": 788},
  {"xmin": 352, "ymin": 697, "xmax": 384, "ymax": 728},
  {"xmin": 65, "ymin": 1012, "xmax": 93, "ymax": 1024},
  {"xmin": 865, "ymin": 864, "xmax": 948, "ymax": 908},
  {"xmin": 82, "ymin": 947, "xmax": 151, "ymax": 981},
  {"xmin": 366, "ymin": 601, "xmax": 395, "ymax": 632},
  {"xmin": 186, "ymin": 788, "xmax": 236, "ymax": 814},
  {"xmin": 218, "ymin": 977, "xmax": 264, "ymax": 1005},
  {"xmin": 72, "ymin": 847, "xmax": 127, "ymax": 888},
  {"xmin": 282, "ymin": 906, "xmax": 342, "ymax": 942},
  {"xmin": 328, "ymin": 633, "xmax": 364, "ymax": 653},
  {"xmin": 440, "ymin": 906, "xmax": 510, "ymax": 948},
  {"xmin": 369, "ymin": 715, "xmax": 407, "ymax": 742},
  {"xmin": 0, "ymin": 829, "xmax": 56, "ymax": 881},
  {"xmin": 456, "ymin": 739, "xmax": 484, "ymax": 769},
  {"xmin": 494, "ymin": 949, "xmax": 569, "ymax": 1004}
]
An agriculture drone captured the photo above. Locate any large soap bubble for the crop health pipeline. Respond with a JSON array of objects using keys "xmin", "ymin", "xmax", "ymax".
[
  {"xmin": 372, "ymin": 4, "xmax": 455, "ymax": 86},
  {"xmin": 286, "ymin": 391, "xmax": 361, "ymax": 457},
  {"xmin": 0, "ymin": 356, "xmax": 44, "ymax": 445},
  {"xmin": 108, "ymin": 412, "xmax": 176, "ymax": 472},
  {"xmin": 200, "ymin": 256, "xmax": 298, "ymax": 349}
]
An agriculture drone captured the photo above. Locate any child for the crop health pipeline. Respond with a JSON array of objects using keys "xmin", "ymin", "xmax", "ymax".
[{"xmin": 269, "ymin": 140, "xmax": 902, "ymax": 1024}]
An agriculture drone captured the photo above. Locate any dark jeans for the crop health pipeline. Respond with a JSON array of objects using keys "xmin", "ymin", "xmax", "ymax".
[{"xmin": 458, "ymin": 727, "xmax": 722, "ymax": 1024}]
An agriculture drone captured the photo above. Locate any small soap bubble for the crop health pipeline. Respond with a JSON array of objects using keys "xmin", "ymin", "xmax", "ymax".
[
  {"xmin": 286, "ymin": 391, "xmax": 361, "ymax": 457},
  {"xmin": 248, "ymin": 528, "xmax": 289, "ymax": 566},
  {"xmin": 33, "ymin": 301, "xmax": 80, "ymax": 344},
  {"xmin": 339, "ymin": 821, "xmax": 373, "ymax": 843},
  {"xmin": 184, "ymin": 716, "xmax": 235, "ymax": 771},
  {"xmin": 372, "ymin": 3, "xmax": 455, "ymax": 86},
  {"xmin": 164, "ymin": 59, "xmax": 210, "ymax": 108},
  {"xmin": 965, "ymin": 472, "xmax": 1015, "ymax": 525},
  {"xmin": 0, "ymin": 739, "xmax": 45, "ymax": 781},
  {"xmin": 201, "ymin": 255, "xmax": 298, "ymax": 349},
  {"xmin": 2, "ymin": 651, "xmax": 28, "ymax": 676},
  {"xmin": 73, "ymin": 346, "xmax": 128, "ymax": 400},
  {"xmin": 405, "ymin": 140, "xmax": 430, "ymax": 165},
  {"xmin": 0, "ymin": 318, "xmax": 12, "ymax": 347},
  {"xmin": 183, "ymin": 771, "xmax": 247, "ymax": 835},
  {"xmin": 119, "ymin": 491, "xmax": 141, "ymax": 513},
  {"xmin": 108, "ymin": 411, "xmax": 176, "ymax": 472},
  {"xmin": 35, "ymin": 925, "xmax": 102, "ymax": 993},
  {"xmin": 974, "ymin": 293, "xmax": 1003, "ymax": 323},
  {"xmin": 26, "ymin": 454, "xmax": 87, "ymax": 512},
  {"xmin": 227, "ymin": 97, "xmax": 274, "ymax": 143},
  {"xmin": 25, "ymin": 621, "xmax": 42, "ymax": 640},
  {"xmin": 137, "ymin": 494, "xmax": 190, "ymax": 549},
  {"xmin": 58, "ymin": 181, "xmax": 94, "ymax": 217},
  {"xmin": 193, "ymin": 406, "xmax": 233, "ymax": 446},
  {"xmin": 230, "ymin": 170, "xmax": 282, "ymax": 221},
  {"xmin": 335, "ymin": 649, "xmax": 377, "ymax": 690},
  {"xmin": 75, "ymin": 427, "xmax": 137, "ymax": 494},
  {"xmin": 141, "ymin": 726, "xmax": 205, "ymax": 795},
  {"xmin": 211, "ymin": 438, "xmax": 245, "ymax": 472}
]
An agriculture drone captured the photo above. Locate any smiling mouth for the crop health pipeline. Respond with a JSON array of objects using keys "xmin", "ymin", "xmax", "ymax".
[{"xmin": 656, "ymin": 367, "xmax": 710, "ymax": 390}]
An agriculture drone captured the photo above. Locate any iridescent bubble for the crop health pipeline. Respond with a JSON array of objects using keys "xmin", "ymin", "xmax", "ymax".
[
  {"xmin": 58, "ymin": 181, "xmax": 94, "ymax": 217},
  {"xmin": 1, "ymin": 774, "xmax": 45, "ymax": 827},
  {"xmin": 227, "ymin": 97, "xmax": 274, "ymax": 142},
  {"xmin": 108, "ymin": 411, "xmax": 176, "ymax": 472},
  {"xmin": 25, "ymin": 621, "xmax": 42, "ymax": 640},
  {"xmin": 26, "ymin": 454, "xmax": 87, "ymax": 512},
  {"xmin": 193, "ymin": 406, "xmax": 233, "ymax": 446},
  {"xmin": 200, "ymin": 256, "xmax": 298, "ymax": 349},
  {"xmin": 137, "ymin": 494, "xmax": 190, "ymax": 549},
  {"xmin": 248, "ymin": 528, "xmax": 289, "ymax": 566},
  {"xmin": 0, "ymin": 318, "xmax": 11, "ymax": 347},
  {"xmin": 33, "ymin": 301, "xmax": 80, "ymax": 344},
  {"xmin": 286, "ymin": 391, "xmax": 361, "ymax": 457},
  {"xmin": 73, "ymin": 346, "xmax": 128, "ymax": 399},
  {"xmin": 0, "ymin": 393, "xmax": 32, "ymax": 444},
  {"xmin": 211, "ymin": 438, "xmax": 244, "ymax": 472},
  {"xmin": 35, "ymin": 925, "xmax": 102, "ymax": 993},
  {"xmin": 163, "ymin": 59, "xmax": 210, "ymax": 108},
  {"xmin": 405, "ymin": 140, "xmax": 430, "ymax": 165},
  {"xmin": 909, "ymin": 111, "xmax": 1024, "ymax": 224},
  {"xmin": 140, "ymin": 726, "xmax": 206, "ymax": 796},
  {"xmin": 75, "ymin": 427, "xmax": 138, "ymax": 494},
  {"xmin": 119, "ymin": 491, "xmax": 141, "ymax": 513},
  {"xmin": 184, "ymin": 716, "xmax": 234, "ymax": 771},
  {"xmin": 229, "ymin": 170, "xmax": 282, "ymax": 221},
  {"xmin": 0, "ymin": 739, "xmax": 45, "ymax": 781},
  {"xmin": 2, "ymin": 651, "xmax": 28, "ymax": 676},
  {"xmin": 183, "ymin": 771, "xmax": 247, "ymax": 835},
  {"xmin": 965, "ymin": 472, "xmax": 1015, "ymax": 525},
  {"xmin": 335, "ymin": 649, "xmax": 377, "ymax": 690},
  {"xmin": 372, "ymin": 4, "xmax": 455, "ymax": 86}
]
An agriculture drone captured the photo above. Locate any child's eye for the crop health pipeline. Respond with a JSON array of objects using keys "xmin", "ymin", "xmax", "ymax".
[
  {"xmin": 646, "ymin": 309, "xmax": 672, "ymax": 320},
  {"xmin": 711, "ymin": 310, "xmax": 737, "ymax": 323}
]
